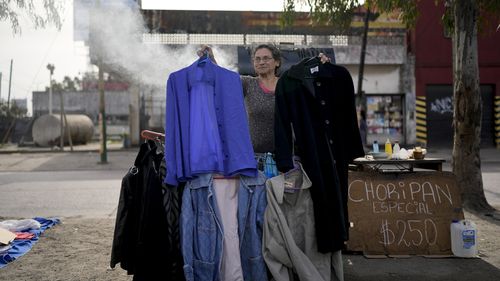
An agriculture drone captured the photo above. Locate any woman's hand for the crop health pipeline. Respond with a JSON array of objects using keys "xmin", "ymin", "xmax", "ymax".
[
  {"xmin": 318, "ymin": 53, "xmax": 331, "ymax": 64},
  {"xmin": 197, "ymin": 45, "xmax": 217, "ymax": 64}
]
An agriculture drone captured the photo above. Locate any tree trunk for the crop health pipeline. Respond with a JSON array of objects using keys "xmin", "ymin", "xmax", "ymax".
[{"xmin": 451, "ymin": 0, "xmax": 494, "ymax": 212}]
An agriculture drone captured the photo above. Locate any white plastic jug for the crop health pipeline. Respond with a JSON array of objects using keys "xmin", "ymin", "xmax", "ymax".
[{"xmin": 450, "ymin": 220, "xmax": 478, "ymax": 257}]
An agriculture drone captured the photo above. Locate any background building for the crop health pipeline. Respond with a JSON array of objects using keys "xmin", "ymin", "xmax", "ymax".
[{"xmin": 410, "ymin": 0, "xmax": 500, "ymax": 148}]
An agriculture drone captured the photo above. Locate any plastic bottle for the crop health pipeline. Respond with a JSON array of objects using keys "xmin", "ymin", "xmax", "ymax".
[
  {"xmin": 393, "ymin": 141, "xmax": 401, "ymax": 157},
  {"xmin": 450, "ymin": 220, "xmax": 478, "ymax": 257},
  {"xmin": 264, "ymin": 152, "xmax": 278, "ymax": 178},
  {"xmin": 372, "ymin": 140, "xmax": 379, "ymax": 153},
  {"xmin": 385, "ymin": 138, "xmax": 392, "ymax": 158}
]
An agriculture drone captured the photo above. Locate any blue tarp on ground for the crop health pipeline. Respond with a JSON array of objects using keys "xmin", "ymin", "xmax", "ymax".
[{"xmin": 0, "ymin": 217, "xmax": 60, "ymax": 269}]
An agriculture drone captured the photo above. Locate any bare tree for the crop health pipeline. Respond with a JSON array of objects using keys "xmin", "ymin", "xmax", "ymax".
[{"xmin": 0, "ymin": 0, "xmax": 64, "ymax": 34}]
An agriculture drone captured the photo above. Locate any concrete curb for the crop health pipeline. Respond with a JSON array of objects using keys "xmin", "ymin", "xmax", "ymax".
[{"xmin": 0, "ymin": 148, "xmax": 134, "ymax": 154}]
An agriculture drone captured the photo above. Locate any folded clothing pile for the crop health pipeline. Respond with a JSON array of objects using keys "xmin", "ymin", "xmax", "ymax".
[{"xmin": 0, "ymin": 217, "xmax": 60, "ymax": 268}]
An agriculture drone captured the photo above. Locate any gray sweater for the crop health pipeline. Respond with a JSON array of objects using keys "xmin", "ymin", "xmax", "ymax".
[{"xmin": 241, "ymin": 76, "xmax": 275, "ymax": 153}]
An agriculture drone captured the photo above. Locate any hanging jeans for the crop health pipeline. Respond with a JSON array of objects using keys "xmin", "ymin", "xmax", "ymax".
[{"xmin": 180, "ymin": 172, "xmax": 269, "ymax": 281}]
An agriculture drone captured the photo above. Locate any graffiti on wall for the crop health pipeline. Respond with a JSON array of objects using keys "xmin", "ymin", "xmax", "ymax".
[{"xmin": 430, "ymin": 97, "xmax": 453, "ymax": 115}]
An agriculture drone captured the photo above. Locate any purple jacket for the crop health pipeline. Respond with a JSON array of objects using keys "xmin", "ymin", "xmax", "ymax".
[{"xmin": 165, "ymin": 60, "xmax": 257, "ymax": 185}]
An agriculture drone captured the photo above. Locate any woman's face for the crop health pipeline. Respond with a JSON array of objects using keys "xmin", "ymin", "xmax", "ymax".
[{"xmin": 253, "ymin": 48, "xmax": 279, "ymax": 77}]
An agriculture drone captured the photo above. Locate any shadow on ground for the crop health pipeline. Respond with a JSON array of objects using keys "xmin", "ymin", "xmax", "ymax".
[
  {"xmin": 31, "ymin": 150, "xmax": 136, "ymax": 172},
  {"xmin": 344, "ymin": 253, "xmax": 500, "ymax": 281}
]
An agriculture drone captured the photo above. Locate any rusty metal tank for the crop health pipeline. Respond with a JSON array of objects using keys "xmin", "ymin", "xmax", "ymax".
[{"xmin": 32, "ymin": 114, "xmax": 94, "ymax": 147}]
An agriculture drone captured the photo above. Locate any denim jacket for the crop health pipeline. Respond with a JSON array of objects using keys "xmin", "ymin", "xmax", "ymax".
[{"xmin": 180, "ymin": 172, "xmax": 268, "ymax": 281}]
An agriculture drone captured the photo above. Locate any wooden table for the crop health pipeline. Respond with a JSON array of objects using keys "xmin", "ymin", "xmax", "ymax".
[{"xmin": 352, "ymin": 158, "xmax": 446, "ymax": 172}]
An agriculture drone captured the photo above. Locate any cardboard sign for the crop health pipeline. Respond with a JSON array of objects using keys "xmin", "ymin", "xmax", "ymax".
[{"xmin": 347, "ymin": 171, "xmax": 464, "ymax": 255}]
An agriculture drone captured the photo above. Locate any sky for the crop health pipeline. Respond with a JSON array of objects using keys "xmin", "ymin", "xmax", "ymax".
[
  {"xmin": 0, "ymin": 3, "xmax": 88, "ymax": 113},
  {"xmin": 0, "ymin": 0, "xmax": 311, "ymax": 114}
]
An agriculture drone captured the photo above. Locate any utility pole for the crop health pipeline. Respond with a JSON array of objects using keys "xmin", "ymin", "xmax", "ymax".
[
  {"xmin": 7, "ymin": 59, "xmax": 13, "ymax": 111},
  {"xmin": 47, "ymin": 64, "xmax": 55, "ymax": 115},
  {"xmin": 98, "ymin": 61, "xmax": 108, "ymax": 163},
  {"xmin": 357, "ymin": 5, "xmax": 370, "ymax": 147},
  {"xmin": 95, "ymin": 0, "xmax": 107, "ymax": 164},
  {"xmin": 0, "ymin": 72, "xmax": 3, "ymax": 102},
  {"xmin": 357, "ymin": 6, "xmax": 370, "ymax": 107},
  {"xmin": 63, "ymin": 102, "xmax": 74, "ymax": 151},
  {"xmin": 59, "ymin": 90, "xmax": 64, "ymax": 150}
]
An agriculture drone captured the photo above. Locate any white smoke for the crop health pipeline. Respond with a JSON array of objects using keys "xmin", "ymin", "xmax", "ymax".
[{"xmin": 89, "ymin": 1, "xmax": 237, "ymax": 87}]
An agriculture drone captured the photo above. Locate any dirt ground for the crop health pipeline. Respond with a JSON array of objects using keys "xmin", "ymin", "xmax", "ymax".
[
  {"xmin": 0, "ymin": 210, "xmax": 499, "ymax": 281},
  {"xmin": 0, "ymin": 217, "xmax": 132, "ymax": 281},
  {"xmin": 465, "ymin": 211, "xmax": 500, "ymax": 267}
]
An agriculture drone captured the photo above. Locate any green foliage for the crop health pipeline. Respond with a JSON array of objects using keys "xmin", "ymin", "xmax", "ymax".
[
  {"xmin": 372, "ymin": 0, "xmax": 419, "ymax": 28},
  {"xmin": 62, "ymin": 76, "xmax": 77, "ymax": 92},
  {"xmin": 283, "ymin": 0, "xmax": 497, "ymax": 34},
  {"xmin": 281, "ymin": 0, "xmax": 297, "ymax": 28},
  {"xmin": 309, "ymin": 0, "xmax": 358, "ymax": 32},
  {"xmin": 282, "ymin": 0, "xmax": 417, "ymax": 31},
  {"xmin": 44, "ymin": 76, "xmax": 82, "ymax": 93},
  {"xmin": 478, "ymin": 0, "xmax": 500, "ymax": 33},
  {"xmin": 441, "ymin": 1, "xmax": 454, "ymax": 35},
  {"xmin": 0, "ymin": 101, "xmax": 27, "ymax": 118},
  {"xmin": 283, "ymin": 0, "xmax": 361, "ymax": 33},
  {"xmin": 0, "ymin": 0, "xmax": 64, "ymax": 34},
  {"xmin": 440, "ymin": 0, "xmax": 500, "ymax": 36},
  {"xmin": 480, "ymin": 0, "xmax": 500, "ymax": 14}
]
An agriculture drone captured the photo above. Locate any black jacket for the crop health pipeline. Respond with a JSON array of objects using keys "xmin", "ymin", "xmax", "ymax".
[
  {"xmin": 110, "ymin": 141, "xmax": 185, "ymax": 280},
  {"xmin": 274, "ymin": 58, "xmax": 365, "ymax": 253}
]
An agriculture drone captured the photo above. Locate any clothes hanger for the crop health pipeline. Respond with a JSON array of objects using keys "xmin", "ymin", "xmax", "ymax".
[
  {"xmin": 283, "ymin": 161, "xmax": 303, "ymax": 193},
  {"xmin": 304, "ymin": 56, "xmax": 320, "ymax": 67},
  {"xmin": 304, "ymin": 55, "xmax": 321, "ymax": 79},
  {"xmin": 284, "ymin": 157, "xmax": 301, "ymax": 177},
  {"xmin": 141, "ymin": 130, "xmax": 165, "ymax": 154},
  {"xmin": 140, "ymin": 130, "xmax": 165, "ymax": 140},
  {"xmin": 197, "ymin": 50, "xmax": 210, "ymax": 66}
]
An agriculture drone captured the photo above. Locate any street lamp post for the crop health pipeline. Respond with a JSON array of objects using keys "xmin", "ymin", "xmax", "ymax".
[{"xmin": 46, "ymin": 64, "xmax": 55, "ymax": 115}]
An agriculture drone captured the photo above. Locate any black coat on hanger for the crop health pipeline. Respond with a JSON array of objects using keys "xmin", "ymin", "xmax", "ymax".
[
  {"xmin": 274, "ymin": 58, "xmax": 364, "ymax": 253},
  {"xmin": 110, "ymin": 141, "xmax": 185, "ymax": 280}
]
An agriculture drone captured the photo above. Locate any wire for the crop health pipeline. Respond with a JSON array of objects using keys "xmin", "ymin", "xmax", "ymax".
[{"xmin": 25, "ymin": 4, "xmax": 70, "ymax": 99}]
